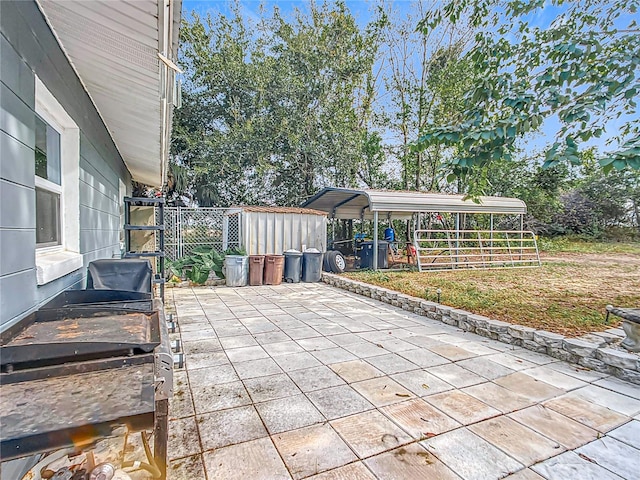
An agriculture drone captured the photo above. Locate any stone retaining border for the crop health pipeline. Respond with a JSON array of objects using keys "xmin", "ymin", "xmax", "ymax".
[{"xmin": 322, "ymin": 272, "xmax": 640, "ymax": 385}]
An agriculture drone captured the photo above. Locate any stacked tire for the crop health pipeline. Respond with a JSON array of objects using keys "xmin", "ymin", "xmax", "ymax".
[{"xmin": 323, "ymin": 250, "xmax": 346, "ymax": 274}]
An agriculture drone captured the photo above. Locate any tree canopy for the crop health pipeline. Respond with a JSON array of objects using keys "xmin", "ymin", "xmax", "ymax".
[{"xmin": 417, "ymin": 0, "xmax": 640, "ymax": 178}]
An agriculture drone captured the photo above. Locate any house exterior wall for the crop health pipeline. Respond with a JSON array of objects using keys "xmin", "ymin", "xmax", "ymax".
[{"xmin": 0, "ymin": 1, "xmax": 132, "ymax": 332}]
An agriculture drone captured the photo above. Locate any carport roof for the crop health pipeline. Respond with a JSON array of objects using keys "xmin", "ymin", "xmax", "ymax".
[{"xmin": 302, "ymin": 188, "xmax": 527, "ymax": 219}]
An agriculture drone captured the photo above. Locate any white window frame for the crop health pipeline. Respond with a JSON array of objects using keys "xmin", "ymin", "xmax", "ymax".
[{"xmin": 34, "ymin": 76, "xmax": 82, "ymax": 285}]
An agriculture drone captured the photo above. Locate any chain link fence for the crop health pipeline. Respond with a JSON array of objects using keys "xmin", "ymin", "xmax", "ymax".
[{"xmin": 163, "ymin": 207, "xmax": 241, "ymax": 261}]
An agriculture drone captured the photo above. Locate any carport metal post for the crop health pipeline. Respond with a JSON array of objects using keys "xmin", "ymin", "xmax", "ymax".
[{"xmin": 373, "ymin": 211, "xmax": 379, "ymax": 271}]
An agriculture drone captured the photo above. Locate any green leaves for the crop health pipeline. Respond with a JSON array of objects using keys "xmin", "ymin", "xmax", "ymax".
[{"xmin": 415, "ymin": 0, "xmax": 640, "ymax": 179}]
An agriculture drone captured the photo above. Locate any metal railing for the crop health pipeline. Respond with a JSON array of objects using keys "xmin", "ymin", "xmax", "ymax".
[{"xmin": 413, "ymin": 229, "xmax": 541, "ymax": 272}]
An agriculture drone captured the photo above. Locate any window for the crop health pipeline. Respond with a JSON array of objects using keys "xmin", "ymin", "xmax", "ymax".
[
  {"xmin": 34, "ymin": 76, "xmax": 82, "ymax": 285},
  {"xmin": 35, "ymin": 115, "xmax": 62, "ymax": 247}
]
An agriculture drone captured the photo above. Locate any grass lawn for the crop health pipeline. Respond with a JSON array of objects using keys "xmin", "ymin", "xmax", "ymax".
[{"xmin": 344, "ymin": 238, "xmax": 640, "ymax": 336}]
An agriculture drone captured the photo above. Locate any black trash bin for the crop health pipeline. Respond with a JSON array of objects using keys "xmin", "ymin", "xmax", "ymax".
[
  {"xmin": 302, "ymin": 250, "xmax": 324, "ymax": 282},
  {"xmin": 358, "ymin": 241, "xmax": 388, "ymax": 269},
  {"xmin": 284, "ymin": 250, "xmax": 303, "ymax": 283}
]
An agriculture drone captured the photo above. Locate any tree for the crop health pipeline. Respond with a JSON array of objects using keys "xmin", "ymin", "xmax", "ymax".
[
  {"xmin": 377, "ymin": 0, "xmax": 476, "ymax": 191},
  {"xmin": 417, "ymin": 0, "xmax": 640, "ymax": 180},
  {"xmin": 170, "ymin": 1, "xmax": 383, "ymax": 206}
]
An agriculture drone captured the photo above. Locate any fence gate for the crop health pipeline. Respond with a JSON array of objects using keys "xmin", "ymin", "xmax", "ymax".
[{"xmin": 163, "ymin": 207, "xmax": 241, "ymax": 261}]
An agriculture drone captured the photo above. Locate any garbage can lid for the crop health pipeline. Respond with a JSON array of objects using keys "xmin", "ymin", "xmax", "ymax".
[
  {"xmin": 305, "ymin": 248, "xmax": 321, "ymax": 253},
  {"xmin": 284, "ymin": 249, "xmax": 302, "ymax": 255}
]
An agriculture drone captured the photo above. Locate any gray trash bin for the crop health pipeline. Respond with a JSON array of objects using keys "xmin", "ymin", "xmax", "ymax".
[
  {"xmin": 284, "ymin": 250, "xmax": 303, "ymax": 283},
  {"xmin": 302, "ymin": 250, "xmax": 324, "ymax": 282},
  {"xmin": 224, "ymin": 255, "xmax": 248, "ymax": 287}
]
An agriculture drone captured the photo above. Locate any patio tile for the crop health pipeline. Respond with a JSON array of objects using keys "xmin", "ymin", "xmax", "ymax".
[
  {"xmin": 273, "ymin": 423, "xmax": 357, "ymax": 479},
  {"xmin": 546, "ymin": 361, "xmax": 610, "ymax": 382},
  {"xmin": 181, "ymin": 329, "xmax": 218, "ymax": 342},
  {"xmin": 390, "ymin": 370, "xmax": 453, "ymax": 396},
  {"xmin": 214, "ymin": 325, "xmax": 251, "ymax": 338},
  {"xmin": 425, "ymin": 390, "xmax": 500, "ymax": 425},
  {"xmin": 462, "ymin": 382, "xmax": 534, "ymax": 413},
  {"xmin": 288, "ymin": 365, "xmax": 346, "ymax": 392},
  {"xmin": 170, "ymin": 372, "xmax": 195, "ymax": 420},
  {"xmin": 521, "ymin": 365, "xmax": 587, "ymax": 390},
  {"xmin": 352, "ymin": 376, "xmax": 415, "ymax": 407},
  {"xmin": 307, "ymin": 385, "xmax": 374, "ymax": 419},
  {"xmin": 168, "ymin": 416, "xmax": 201, "ymax": 460},
  {"xmin": 421, "ymin": 428, "xmax": 523, "ymax": 480},
  {"xmin": 182, "ymin": 338, "xmax": 223, "ymax": 355},
  {"xmin": 396, "ymin": 348, "xmax": 450, "ymax": 368},
  {"xmin": 503, "ymin": 469, "xmax": 545, "ymax": 480},
  {"xmin": 331, "ymin": 410, "xmax": 412, "ymax": 458},
  {"xmin": 381, "ymin": 398, "xmax": 461, "ymax": 439},
  {"xmin": 594, "ymin": 376, "xmax": 640, "ymax": 401},
  {"xmin": 177, "ymin": 322, "xmax": 210, "ymax": 333},
  {"xmin": 273, "ymin": 351, "xmax": 322, "ymax": 372},
  {"xmin": 191, "ymin": 381, "xmax": 252, "ymax": 414},
  {"xmin": 187, "ymin": 364, "xmax": 239, "ymax": 387},
  {"xmin": 375, "ymin": 338, "xmax": 416, "ymax": 353},
  {"xmin": 428, "ymin": 363, "xmax": 487, "ymax": 388},
  {"xmin": 509, "ymin": 405, "xmax": 598, "ymax": 449},
  {"xmin": 469, "ymin": 416, "xmax": 563, "ymax": 465},
  {"xmin": 531, "ymin": 451, "xmax": 625, "ymax": 480},
  {"xmin": 494, "ymin": 372, "xmax": 565, "ymax": 402},
  {"xmin": 226, "ymin": 345, "xmax": 269, "ymax": 363},
  {"xmin": 297, "ymin": 337, "xmax": 338, "ymax": 351},
  {"xmin": 311, "ymin": 347, "xmax": 358, "ymax": 365},
  {"xmin": 328, "ymin": 333, "xmax": 370, "ymax": 346},
  {"xmin": 285, "ymin": 326, "xmax": 320, "ymax": 340},
  {"xmin": 342, "ymin": 341, "xmax": 388, "ymax": 358},
  {"xmin": 576, "ymin": 436, "xmax": 640, "ymax": 479},
  {"xmin": 569, "ymin": 385, "xmax": 640, "ymax": 416},
  {"xmin": 168, "ymin": 453, "xmax": 206, "ymax": 480},
  {"xmin": 253, "ymin": 331, "xmax": 291, "ymax": 345},
  {"xmin": 244, "ymin": 373, "xmax": 302, "ymax": 402},
  {"xmin": 365, "ymin": 443, "xmax": 459, "ymax": 480},
  {"xmin": 543, "ymin": 395, "xmax": 629, "ymax": 432},
  {"xmin": 185, "ymin": 352, "xmax": 229, "ymax": 371},
  {"xmin": 486, "ymin": 352, "xmax": 537, "ymax": 371},
  {"xmin": 457, "ymin": 357, "xmax": 516, "ymax": 380},
  {"xmin": 510, "ymin": 349, "xmax": 557, "ymax": 365},
  {"xmin": 314, "ymin": 323, "xmax": 351, "ymax": 336},
  {"xmin": 255, "ymin": 394, "xmax": 324, "ymax": 434},
  {"xmin": 365, "ymin": 353, "xmax": 419, "ymax": 375},
  {"xmin": 608, "ymin": 419, "xmax": 640, "ymax": 449},
  {"xmin": 306, "ymin": 462, "xmax": 376, "ymax": 480},
  {"xmin": 458, "ymin": 341, "xmax": 502, "ymax": 356},
  {"xmin": 219, "ymin": 334, "xmax": 259, "ymax": 349},
  {"xmin": 428, "ymin": 344, "xmax": 476, "ymax": 361},
  {"xmin": 234, "ymin": 357, "xmax": 283, "ymax": 380},
  {"xmin": 202, "ymin": 437, "xmax": 291, "ymax": 480},
  {"xmin": 330, "ymin": 359, "xmax": 384, "ymax": 383},
  {"xmin": 262, "ymin": 341, "xmax": 306, "ymax": 357},
  {"xmin": 198, "ymin": 405, "xmax": 267, "ymax": 450}
]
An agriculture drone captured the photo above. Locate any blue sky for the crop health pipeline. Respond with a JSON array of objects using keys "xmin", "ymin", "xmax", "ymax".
[{"xmin": 179, "ymin": 1, "xmax": 637, "ymax": 158}]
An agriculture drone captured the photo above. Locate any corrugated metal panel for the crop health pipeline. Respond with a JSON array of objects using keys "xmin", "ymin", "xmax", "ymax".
[
  {"xmin": 242, "ymin": 211, "xmax": 327, "ymax": 255},
  {"xmin": 303, "ymin": 188, "xmax": 527, "ymax": 217}
]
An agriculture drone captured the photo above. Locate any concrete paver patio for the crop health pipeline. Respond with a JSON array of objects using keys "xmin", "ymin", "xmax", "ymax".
[{"xmin": 167, "ymin": 283, "xmax": 640, "ymax": 480}]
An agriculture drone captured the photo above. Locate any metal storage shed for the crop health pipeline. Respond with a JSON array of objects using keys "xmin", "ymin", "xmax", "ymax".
[
  {"xmin": 225, "ymin": 206, "xmax": 327, "ymax": 255},
  {"xmin": 303, "ymin": 188, "xmax": 538, "ymax": 272}
]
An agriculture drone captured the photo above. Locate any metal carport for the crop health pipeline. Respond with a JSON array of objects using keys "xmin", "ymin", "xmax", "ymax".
[{"xmin": 302, "ymin": 188, "xmax": 538, "ymax": 271}]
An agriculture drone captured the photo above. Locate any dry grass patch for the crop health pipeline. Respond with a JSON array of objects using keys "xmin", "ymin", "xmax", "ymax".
[{"xmin": 344, "ymin": 242, "xmax": 640, "ymax": 337}]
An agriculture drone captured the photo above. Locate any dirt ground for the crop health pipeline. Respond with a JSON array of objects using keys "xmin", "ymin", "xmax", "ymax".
[{"xmin": 344, "ymin": 249, "xmax": 640, "ymax": 336}]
